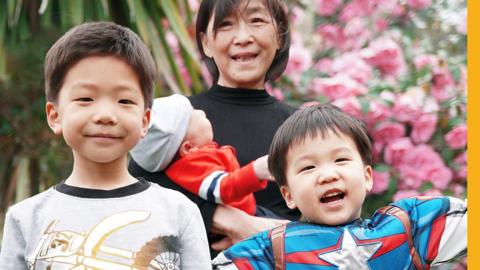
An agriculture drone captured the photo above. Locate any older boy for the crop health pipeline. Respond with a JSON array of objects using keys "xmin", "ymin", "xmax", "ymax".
[
  {"xmin": 213, "ymin": 104, "xmax": 466, "ymax": 269},
  {"xmin": 0, "ymin": 22, "xmax": 210, "ymax": 269}
]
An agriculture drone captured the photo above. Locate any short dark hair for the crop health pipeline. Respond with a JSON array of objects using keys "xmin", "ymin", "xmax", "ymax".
[
  {"xmin": 268, "ymin": 104, "xmax": 373, "ymax": 186},
  {"xmin": 196, "ymin": 0, "xmax": 290, "ymax": 85},
  {"xmin": 44, "ymin": 21, "xmax": 156, "ymax": 108}
]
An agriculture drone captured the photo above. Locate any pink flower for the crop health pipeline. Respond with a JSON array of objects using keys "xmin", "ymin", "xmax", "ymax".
[
  {"xmin": 332, "ymin": 97, "xmax": 363, "ymax": 119},
  {"xmin": 392, "ymin": 88, "xmax": 424, "ymax": 122},
  {"xmin": 331, "ymin": 53, "xmax": 373, "ymax": 84},
  {"xmin": 425, "ymin": 165, "xmax": 453, "ymax": 190},
  {"xmin": 410, "ymin": 113, "xmax": 438, "ymax": 143},
  {"xmin": 396, "ymin": 165, "xmax": 424, "ymax": 189},
  {"xmin": 451, "ymin": 184, "xmax": 466, "ymax": 197},
  {"xmin": 343, "ymin": 18, "xmax": 372, "ymax": 50},
  {"xmin": 393, "ymin": 190, "xmax": 419, "ymax": 201},
  {"xmin": 188, "ymin": 0, "xmax": 200, "ymax": 12},
  {"xmin": 395, "ymin": 144, "xmax": 452, "ymax": 190},
  {"xmin": 384, "ymin": 137, "xmax": 414, "ymax": 166},
  {"xmin": 284, "ymin": 44, "xmax": 312, "ymax": 80},
  {"xmin": 361, "ymin": 37, "xmax": 406, "ymax": 77},
  {"xmin": 179, "ymin": 65, "xmax": 192, "ymax": 88},
  {"xmin": 315, "ymin": 0, "xmax": 342, "ymax": 16},
  {"xmin": 431, "ymin": 66, "xmax": 455, "ymax": 102},
  {"xmin": 401, "ymin": 144, "xmax": 444, "ymax": 172},
  {"xmin": 373, "ymin": 142, "xmax": 384, "ymax": 162},
  {"xmin": 265, "ymin": 84, "xmax": 284, "ymax": 101},
  {"xmin": 315, "ymin": 58, "xmax": 334, "ymax": 75},
  {"xmin": 364, "ymin": 101, "xmax": 392, "ymax": 127},
  {"xmin": 375, "ymin": 18, "xmax": 389, "ymax": 32},
  {"xmin": 413, "ymin": 54, "xmax": 439, "ymax": 70},
  {"xmin": 310, "ymin": 75, "xmax": 367, "ymax": 100},
  {"xmin": 166, "ymin": 31, "xmax": 180, "ymax": 53},
  {"xmin": 376, "ymin": 0, "xmax": 404, "ymax": 16},
  {"xmin": 454, "ymin": 152, "xmax": 467, "ymax": 180},
  {"xmin": 339, "ymin": 2, "xmax": 361, "ymax": 22},
  {"xmin": 456, "ymin": 165, "xmax": 467, "ymax": 180},
  {"xmin": 371, "ymin": 170, "xmax": 390, "ymax": 194},
  {"xmin": 290, "ymin": 7, "xmax": 305, "ymax": 26},
  {"xmin": 373, "ymin": 122, "xmax": 406, "ymax": 146},
  {"xmin": 445, "ymin": 124, "xmax": 467, "ymax": 149},
  {"xmin": 422, "ymin": 97, "xmax": 440, "ymax": 114},
  {"xmin": 317, "ymin": 24, "xmax": 345, "ymax": 49},
  {"xmin": 339, "ymin": 0, "xmax": 377, "ymax": 22},
  {"xmin": 407, "ymin": 0, "xmax": 432, "ymax": 10}
]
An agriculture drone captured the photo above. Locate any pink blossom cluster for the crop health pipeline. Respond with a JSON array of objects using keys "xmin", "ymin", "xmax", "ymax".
[{"xmin": 273, "ymin": 0, "xmax": 467, "ymax": 207}]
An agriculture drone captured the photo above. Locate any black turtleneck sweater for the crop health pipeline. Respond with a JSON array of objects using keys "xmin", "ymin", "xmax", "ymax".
[
  {"xmin": 189, "ymin": 84, "xmax": 300, "ymax": 220},
  {"xmin": 128, "ymin": 85, "xmax": 301, "ymax": 232}
]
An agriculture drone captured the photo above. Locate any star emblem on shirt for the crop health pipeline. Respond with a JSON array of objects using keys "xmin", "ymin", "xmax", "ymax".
[{"xmin": 317, "ymin": 229, "xmax": 382, "ymax": 270}]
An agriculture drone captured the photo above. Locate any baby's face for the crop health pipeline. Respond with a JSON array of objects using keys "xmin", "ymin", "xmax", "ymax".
[
  {"xmin": 280, "ymin": 130, "xmax": 373, "ymax": 225},
  {"xmin": 185, "ymin": 109, "xmax": 214, "ymax": 147}
]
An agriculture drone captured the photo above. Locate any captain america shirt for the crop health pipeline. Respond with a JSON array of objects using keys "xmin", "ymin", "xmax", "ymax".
[{"xmin": 212, "ymin": 196, "xmax": 466, "ymax": 269}]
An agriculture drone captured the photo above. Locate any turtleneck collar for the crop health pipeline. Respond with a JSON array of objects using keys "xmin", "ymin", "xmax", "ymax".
[{"xmin": 206, "ymin": 84, "xmax": 276, "ymax": 106}]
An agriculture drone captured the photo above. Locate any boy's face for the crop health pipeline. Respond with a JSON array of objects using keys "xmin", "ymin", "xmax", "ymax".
[
  {"xmin": 185, "ymin": 109, "xmax": 214, "ymax": 148},
  {"xmin": 281, "ymin": 129, "xmax": 373, "ymax": 225},
  {"xmin": 201, "ymin": 0, "xmax": 280, "ymax": 89},
  {"xmin": 46, "ymin": 55, "xmax": 150, "ymax": 164}
]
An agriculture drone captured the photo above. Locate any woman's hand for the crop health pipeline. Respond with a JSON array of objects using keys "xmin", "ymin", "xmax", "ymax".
[{"xmin": 210, "ymin": 205, "xmax": 289, "ymax": 251}]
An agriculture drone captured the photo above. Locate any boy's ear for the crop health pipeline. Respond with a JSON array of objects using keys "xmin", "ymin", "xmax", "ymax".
[
  {"xmin": 140, "ymin": 109, "xmax": 151, "ymax": 138},
  {"xmin": 200, "ymin": 32, "xmax": 213, "ymax": 58},
  {"xmin": 46, "ymin": 102, "xmax": 62, "ymax": 135},
  {"xmin": 280, "ymin": 185, "xmax": 296, "ymax": 209},
  {"xmin": 364, "ymin": 165, "xmax": 373, "ymax": 192}
]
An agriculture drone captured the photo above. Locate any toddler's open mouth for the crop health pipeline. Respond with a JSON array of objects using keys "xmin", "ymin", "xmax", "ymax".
[{"xmin": 320, "ymin": 190, "xmax": 345, "ymax": 204}]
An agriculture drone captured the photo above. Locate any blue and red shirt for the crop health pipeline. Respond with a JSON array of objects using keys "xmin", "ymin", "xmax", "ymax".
[{"xmin": 213, "ymin": 196, "xmax": 466, "ymax": 269}]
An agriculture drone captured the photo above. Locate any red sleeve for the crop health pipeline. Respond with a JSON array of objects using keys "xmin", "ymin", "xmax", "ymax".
[
  {"xmin": 218, "ymin": 162, "xmax": 268, "ymax": 204},
  {"xmin": 165, "ymin": 148, "xmax": 267, "ymax": 204}
]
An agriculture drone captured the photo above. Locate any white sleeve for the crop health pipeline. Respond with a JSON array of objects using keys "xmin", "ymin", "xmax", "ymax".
[
  {"xmin": 431, "ymin": 197, "xmax": 467, "ymax": 266},
  {"xmin": 179, "ymin": 203, "xmax": 211, "ymax": 269},
  {"xmin": 0, "ymin": 209, "xmax": 28, "ymax": 269}
]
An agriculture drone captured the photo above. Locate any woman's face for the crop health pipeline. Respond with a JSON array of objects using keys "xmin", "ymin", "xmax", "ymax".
[{"xmin": 201, "ymin": 0, "xmax": 280, "ymax": 89}]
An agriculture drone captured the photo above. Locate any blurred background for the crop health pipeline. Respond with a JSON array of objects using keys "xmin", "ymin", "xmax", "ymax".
[{"xmin": 0, "ymin": 0, "xmax": 467, "ymax": 267}]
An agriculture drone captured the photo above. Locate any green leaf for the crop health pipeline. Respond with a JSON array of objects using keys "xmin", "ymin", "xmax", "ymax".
[
  {"xmin": 69, "ymin": 0, "xmax": 84, "ymax": 25},
  {"xmin": 373, "ymin": 163, "xmax": 390, "ymax": 172},
  {"xmin": 127, "ymin": 0, "xmax": 183, "ymax": 94},
  {"xmin": 419, "ymin": 182, "xmax": 433, "ymax": 192},
  {"xmin": 39, "ymin": 0, "xmax": 52, "ymax": 29},
  {"xmin": 180, "ymin": 45, "xmax": 203, "ymax": 93},
  {"xmin": 7, "ymin": 0, "xmax": 22, "ymax": 27},
  {"xmin": 0, "ymin": 1, "xmax": 6, "ymax": 45},
  {"xmin": 158, "ymin": 0, "xmax": 199, "ymax": 65}
]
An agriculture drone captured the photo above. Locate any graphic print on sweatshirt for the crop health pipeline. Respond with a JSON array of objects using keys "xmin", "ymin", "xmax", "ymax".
[{"xmin": 26, "ymin": 210, "xmax": 181, "ymax": 270}]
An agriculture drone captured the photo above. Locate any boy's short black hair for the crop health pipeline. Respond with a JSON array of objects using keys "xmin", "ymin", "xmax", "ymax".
[
  {"xmin": 44, "ymin": 21, "xmax": 156, "ymax": 108},
  {"xmin": 268, "ymin": 104, "xmax": 373, "ymax": 186},
  {"xmin": 196, "ymin": 0, "xmax": 290, "ymax": 85}
]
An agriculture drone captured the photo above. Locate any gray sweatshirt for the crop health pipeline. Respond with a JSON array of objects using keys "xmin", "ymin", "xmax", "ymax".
[{"xmin": 0, "ymin": 179, "xmax": 211, "ymax": 269}]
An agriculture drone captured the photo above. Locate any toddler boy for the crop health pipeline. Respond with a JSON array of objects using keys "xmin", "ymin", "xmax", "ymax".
[
  {"xmin": 213, "ymin": 104, "xmax": 466, "ymax": 269},
  {"xmin": 0, "ymin": 22, "xmax": 210, "ymax": 269}
]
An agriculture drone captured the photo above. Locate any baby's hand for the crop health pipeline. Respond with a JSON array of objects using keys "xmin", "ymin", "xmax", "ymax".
[{"xmin": 253, "ymin": 155, "xmax": 275, "ymax": 181}]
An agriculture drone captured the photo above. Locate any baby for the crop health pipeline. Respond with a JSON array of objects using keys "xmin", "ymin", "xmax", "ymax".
[{"xmin": 131, "ymin": 94, "xmax": 273, "ymax": 216}]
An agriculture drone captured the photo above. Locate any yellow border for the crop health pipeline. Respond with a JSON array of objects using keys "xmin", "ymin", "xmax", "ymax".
[{"xmin": 467, "ymin": 0, "xmax": 477, "ymax": 267}]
